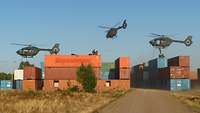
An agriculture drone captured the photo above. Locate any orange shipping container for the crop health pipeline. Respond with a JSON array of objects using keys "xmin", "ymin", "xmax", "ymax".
[
  {"xmin": 189, "ymin": 71, "xmax": 198, "ymax": 80},
  {"xmin": 45, "ymin": 67, "xmax": 100, "ymax": 80},
  {"xmin": 168, "ymin": 56, "xmax": 190, "ymax": 67},
  {"xmin": 115, "ymin": 57, "xmax": 131, "ymax": 68},
  {"xmin": 24, "ymin": 66, "xmax": 42, "ymax": 80},
  {"xmin": 157, "ymin": 66, "xmax": 190, "ymax": 79},
  {"xmin": 119, "ymin": 68, "xmax": 131, "ymax": 80},
  {"xmin": 23, "ymin": 80, "xmax": 43, "ymax": 91},
  {"xmin": 45, "ymin": 55, "xmax": 101, "ymax": 68}
]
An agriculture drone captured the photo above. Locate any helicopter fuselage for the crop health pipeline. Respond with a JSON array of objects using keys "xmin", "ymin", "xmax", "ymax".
[
  {"xmin": 106, "ymin": 28, "xmax": 118, "ymax": 38},
  {"xmin": 149, "ymin": 37, "xmax": 173, "ymax": 49},
  {"xmin": 17, "ymin": 46, "xmax": 40, "ymax": 58}
]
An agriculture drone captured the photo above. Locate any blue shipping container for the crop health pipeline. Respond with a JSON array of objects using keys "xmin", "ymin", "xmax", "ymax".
[
  {"xmin": 0, "ymin": 80, "xmax": 13, "ymax": 89},
  {"xmin": 170, "ymin": 79, "xmax": 191, "ymax": 91},
  {"xmin": 149, "ymin": 57, "xmax": 168, "ymax": 69},
  {"xmin": 13, "ymin": 80, "xmax": 23, "ymax": 89}
]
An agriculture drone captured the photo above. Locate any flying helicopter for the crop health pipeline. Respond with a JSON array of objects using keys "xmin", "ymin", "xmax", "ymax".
[
  {"xmin": 11, "ymin": 43, "xmax": 60, "ymax": 58},
  {"xmin": 99, "ymin": 19, "xmax": 127, "ymax": 39},
  {"xmin": 149, "ymin": 33, "xmax": 193, "ymax": 57}
]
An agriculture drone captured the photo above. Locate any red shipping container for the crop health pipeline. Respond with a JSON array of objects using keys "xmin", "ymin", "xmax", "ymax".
[
  {"xmin": 23, "ymin": 80, "xmax": 43, "ymax": 91},
  {"xmin": 189, "ymin": 71, "xmax": 198, "ymax": 80},
  {"xmin": 168, "ymin": 56, "xmax": 190, "ymax": 67},
  {"xmin": 157, "ymin": 66, "xmax": 190, "ymax": 79},
  {"xmin": 45, "ymin": 55, "xmax": 101, "ymax": 68},
  {"xmin": 24, "ymin": 66, "xmax": 42, "ymax": 80},
  {"xmin": 45, "ymin": 67, "xmax": 100, "ymax": 80},
  {"xmin": 115, "ymin": 57, "xmax": 131, "ymax": 68},
  {"xmin": 119, "ymin": 68, "xmax": 131, "ymax": 80}
]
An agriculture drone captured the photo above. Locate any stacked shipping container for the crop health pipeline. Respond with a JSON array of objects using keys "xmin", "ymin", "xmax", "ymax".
[
  {"xmin": 13, "ymin": 69, "xmax": 23, "ymax": 90},
  {"xmin": 115, "ymin": 57, "xmax": 131, "ymax": 80},
  {"xmin": 23, "ymin": 66, "xmax": 43, "ymax": 91},
  {"xmin": 44, "ymin": 55, "xmax": 101, "ymax": 90},
  {"xmin": 158, "ymin": 56, "xmax": 191, "ymax": 90}
]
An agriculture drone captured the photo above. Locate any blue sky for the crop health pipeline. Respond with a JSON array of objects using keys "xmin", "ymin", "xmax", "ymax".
[{"xmin": 0, "ymin": 0, "xmax": 200, "ymax": 72}]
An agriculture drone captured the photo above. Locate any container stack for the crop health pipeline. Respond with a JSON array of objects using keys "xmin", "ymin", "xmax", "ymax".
[
  {"xmin": 101, "ymin": 63, "xmax": 115, "ymax": 80},
  {"xmin": 115, "ymin": 57, "xmax": 131, "ymax": 80},
  {"xmin": 13, "ymin": 69, "xmax": 23, "ymax": 90},
  {"xmin": 23, "ymin": 66, "xmax": 43, "ymax": 91},
  {"xmin": 43, "ymin": 55, "xmax": 101, "ymax": 91},
  {"xmin": 157, "ymin": 56, "xmax": 191, "ymax": 90}
]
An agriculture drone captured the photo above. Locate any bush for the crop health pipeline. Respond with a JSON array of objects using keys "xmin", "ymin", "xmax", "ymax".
[{"xmin": 77, "ymin": 65, "xmax": 97, "ymax": 92}]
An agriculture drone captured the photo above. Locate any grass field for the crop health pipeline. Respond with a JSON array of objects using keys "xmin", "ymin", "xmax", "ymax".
[
  {"xmin": 0, "ymin": 90, "xmax": 126, "ymax": 113},
  {"xmin": 172, "ymin": 90, "xmax": 200, "ymax": 112}
]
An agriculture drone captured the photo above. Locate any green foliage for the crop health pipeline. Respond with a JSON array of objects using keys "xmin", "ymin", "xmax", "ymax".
[
  {"xmin": 0, "ymin": 72, "xmax": 13, "ymax": 80},
  {"xmin": 18, "ymin": 61, "xmax": 34, "ymax": 69},
  {"xmin": 68, "ymin": 86, "xmax": 79, "ymax": 92},
  {"xmin": 77, "ymin": 65, "xmax": 97, "ymax": 92}
]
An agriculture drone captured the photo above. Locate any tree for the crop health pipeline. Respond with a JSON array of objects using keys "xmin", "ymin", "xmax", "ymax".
[
  {"xmin": 18, "ymin": 61, "xmax": 34, "ymax": 69},
  {"xmin": 77, "ymin": 64, "xmax": 97, "ymax": 92},
  {"xmin": 0, "ymin": 72, "xmax": 13, "ymax": 80}
]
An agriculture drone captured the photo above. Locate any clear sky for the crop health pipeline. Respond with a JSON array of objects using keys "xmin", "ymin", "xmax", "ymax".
[{"xmin": 0, "ymin": 0, "xmax": 200, "ymax": 72}]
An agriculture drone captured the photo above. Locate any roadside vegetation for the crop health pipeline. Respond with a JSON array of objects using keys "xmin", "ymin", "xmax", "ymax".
[
  {"xmin": 0, "ymin": 89, "xmax": 127, "ymax": 113},
  {"xmin": 172, "ymin": 90, "xmax": 200, "ymax": 112}
]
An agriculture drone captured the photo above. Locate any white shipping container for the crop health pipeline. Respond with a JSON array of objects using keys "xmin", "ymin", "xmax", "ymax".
[{"xmin": 14, "ymin": 70, "xmax": 24, "ymax": 80}]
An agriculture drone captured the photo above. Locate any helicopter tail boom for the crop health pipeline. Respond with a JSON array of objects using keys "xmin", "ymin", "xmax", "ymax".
[
  {"xmin": 172, "ymin": 36, "xmax": 193, "ymax": 46},
  {"xmin": 39, "ymin": 43, "xmax": 60, "ymax": 54}
]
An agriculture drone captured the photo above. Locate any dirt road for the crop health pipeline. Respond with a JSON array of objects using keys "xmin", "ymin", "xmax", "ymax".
[{"xmin": 97, "ymin": 89, "xmax": 195, "ymax": 113}]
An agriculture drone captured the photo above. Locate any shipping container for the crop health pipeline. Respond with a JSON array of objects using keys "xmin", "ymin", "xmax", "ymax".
[
  {"xmin": 189, "ymin": 71, "xmax": 198, "ymax": 80},
  {"xmin": 115, "ymin": 57, "xmax": 131, "ymax": 69},
  {"xmin": 14, "ymin": 69, "xmax": 23, "ymax": 80},
  {"xmin": 168, "ymin": 56, "xmax": 190, "ymax": 67},
  {"xmin": 191, "ymin": 80, "xmax": 200, "ymax": 89},
  {"xmin": 45, "ymin": 67, "xmax": 100, "ymax": 80},
  {"xmin": 169, "ymin": 79, "xmax": 191, "ymax": 91},
  {"xmin": 40, "ymin": 62, "xmax": 45, "ymax": 79},
  {"xmin": 157, "ymin": 66, "xmax": 190, "ymax": 79},
  {"xmin": 13, "ymin": 80, "xmax": 23, "ymax": 89},
  {"xmin": 149, "ymin": 57, "xmax": 168, "ymax": 69},
  {"xmin": 45, "ymin": 55, "xmax": 101, "ymax": 68},
  {"xmin": 0, "ymin": 80, "xmax": 13, "ymax": 89},
  {"xmin": 119, "ymin": 68, "xmax": 131, "ymax": 80},
  {"xmin": 23, "ymin": 80, "xmax": 43, "ymax": 91},
  {"xmin": 101, "ymin": 63, "xmax": 115, "ymax": 80},
  {"xmin": 24, "ymin": 66, "xmax": 42, "ymax": 80}
]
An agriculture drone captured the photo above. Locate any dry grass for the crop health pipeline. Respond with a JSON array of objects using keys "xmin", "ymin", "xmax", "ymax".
[
  {"xmin": 172, "ymin": 90, "xmax": 200, "ymax": 112},
  {"xmin": 0, "ymin": 90, "xmax": 126, "ymax": 113}
]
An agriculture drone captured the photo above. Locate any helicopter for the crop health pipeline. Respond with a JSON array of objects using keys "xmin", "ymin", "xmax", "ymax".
[
  {"xmin": 11, "ymin": 43, "xmax": 60, "ymax": 58},
  {"xmin": 149, "ymin": 33, "xmax": 193, "ymax": 57},
  {"xmin": 99, "ymin": 19, "xmax": 127, "ymax": 39}
]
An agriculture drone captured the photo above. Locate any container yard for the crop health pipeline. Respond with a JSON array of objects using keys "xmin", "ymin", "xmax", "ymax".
[{"xmin": 1, "ymin": 1, "xmax": 200, "ymax": 113}]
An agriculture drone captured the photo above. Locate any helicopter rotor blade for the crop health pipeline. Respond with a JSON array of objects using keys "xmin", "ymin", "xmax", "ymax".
[
  {"xmin": 149, "ymin": 33, "xmax": 162, "ymax": 37},
  {"xmin": 10, "ymin": 43, "xmax": 31, "ymax": 46},
  {"xmin": 98, "ymin": 26, "xmax": 111, "ymax": 29}
]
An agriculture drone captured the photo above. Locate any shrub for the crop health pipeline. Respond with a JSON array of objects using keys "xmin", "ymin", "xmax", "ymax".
[{"xmin": 77, "ymin": 65, "xmax": 97, "ymax": 92}]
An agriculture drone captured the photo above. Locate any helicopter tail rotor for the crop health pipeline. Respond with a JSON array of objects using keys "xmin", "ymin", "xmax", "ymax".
[
  {"xmin": 50, "ymin": 43, "xmax": 60, "ymax": 54},
  {"xmin": 122, "ymin": 20, "xmax": 127, "ymax": 29},
  {"xmin": 184, "ymin": 35, "xmax": 193, "ymax": 46}
]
